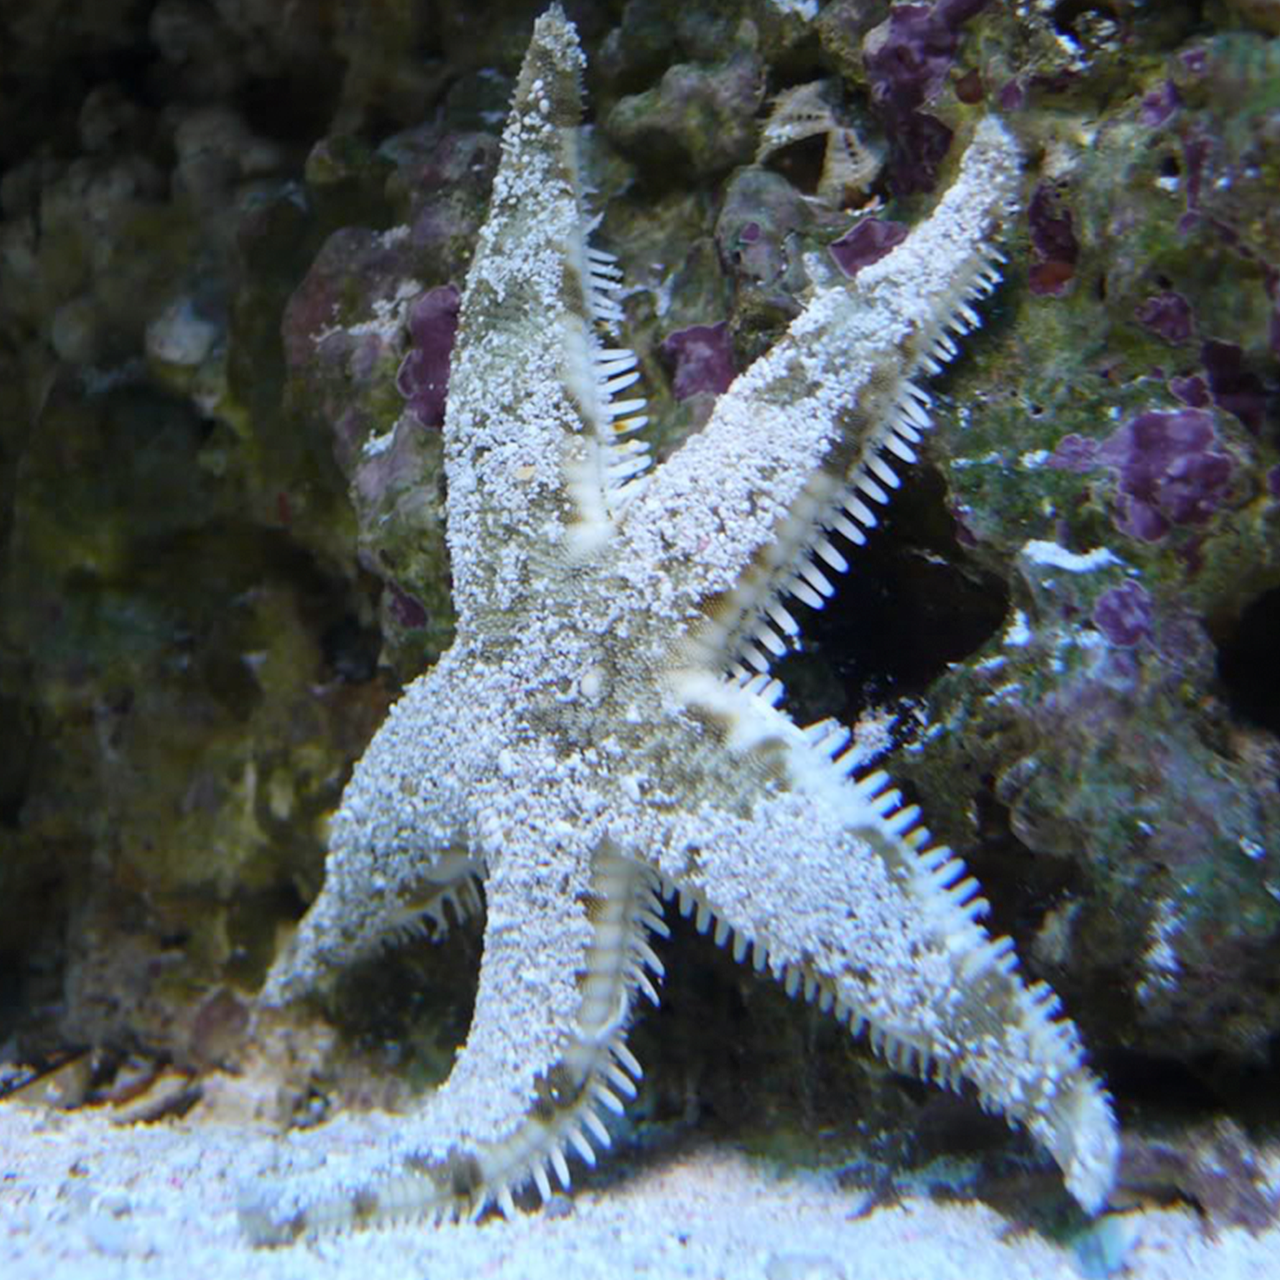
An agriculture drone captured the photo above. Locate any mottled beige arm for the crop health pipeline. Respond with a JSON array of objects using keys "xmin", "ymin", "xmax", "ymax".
[
  {"xmin": 624, "ymin": 119, "xmax": 1019, "ymax": 676},
  {"xmin": 646, "ymin": 674, "xmax": 1118, "ymax": 1213}
]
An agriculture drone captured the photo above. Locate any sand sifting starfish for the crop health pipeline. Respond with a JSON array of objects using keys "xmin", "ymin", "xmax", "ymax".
[{"xmin": 240, "ymin": 4, "xmax": 1119, "ymax": 1245}]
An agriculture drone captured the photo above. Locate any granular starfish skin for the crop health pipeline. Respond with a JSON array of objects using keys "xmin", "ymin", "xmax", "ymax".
[{"xmin": 241, "ymin": 4, "xmax": 1118, "ymax": 1245}]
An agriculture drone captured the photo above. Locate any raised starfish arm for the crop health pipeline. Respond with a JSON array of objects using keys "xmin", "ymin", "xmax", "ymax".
[
  {"xmin": 443, "ymin": 4, "xmax": 651, "ymax": 621},
  {"xmin": 646, "ymin": 674, "xmax": 1119, "ymax": 1214},
  {"xmin": 242, "ymin": 837, "xmax": 664, "ymax": 1244},
  {"xmin": 625, "ymin": 117, "xmax": 1018, "ymax": 677}
]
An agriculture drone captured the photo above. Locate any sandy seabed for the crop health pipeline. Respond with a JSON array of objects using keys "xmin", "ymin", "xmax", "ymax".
[{"xmin": 2, "ymin": 1101, "xmax": 1277, "ymax": 1280}]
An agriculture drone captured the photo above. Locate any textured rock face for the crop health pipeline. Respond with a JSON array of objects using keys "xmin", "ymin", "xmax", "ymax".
[
  {"xmin": 1, "ymin": 0, "xmax": 1278, "ymax": 1210},
  {"xmin": 890, "ymin": 23, "xmax": 1280, "ymax": 1069}
]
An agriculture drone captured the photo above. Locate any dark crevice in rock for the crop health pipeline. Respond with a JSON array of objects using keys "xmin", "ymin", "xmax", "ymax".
[
  {"xmin": 777, "ymin": 465, "xmax": 1009, "ymax": 732},
  {"xmin": 1216, "ymin": 585, "xmax": 1280, "ymax": 737}
]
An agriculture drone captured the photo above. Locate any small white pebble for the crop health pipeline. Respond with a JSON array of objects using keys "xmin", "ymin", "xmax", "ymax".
[
  {"xmin": 83, "ymin": 1211, "xmax": 138, "ymax": 1258},
  {"xmin": 766, "ymin": 1250, "xmax": 846, "ymax": 1280}
]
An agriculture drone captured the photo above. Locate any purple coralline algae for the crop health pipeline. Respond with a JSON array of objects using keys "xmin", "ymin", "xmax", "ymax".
[
  {"xmin": 1135, "ymin": 291, "xmax": 1195, "ymax": 346},
  {"xmin": 1098, "ymin": 409, "xmax": 1235, "ymax": 543},
  {"xmin": 1092, "ymin": 580, "xmax": 1153, "ymax": 647},
  {"xmin": 1169, "ymin": 373, "xmax": 1211, "ymax": 408},
  {"xmin": 660, "ymin": 323, "xmax": 735, "ymax": 400},
  {"xmin": 395, "ymin": 285, "xmax": 461, "ymax": 428},
  {"xmin": 863, "ymin": 0, "xmax": 991, "ymax": 192},
  {"xmin": 1129, "ymin": 292, "xmax": 1268, "ymax": 429},
  {"xmin": 1052, "ymin": 410, "xmax": 1239, "ymax": 544},
  {"xmin": 1046, "ymin": 433, "xmax": 1101, "ymax": 475},
  {"xmin": 1200, "ymin": 339, "xmax": 1267, "ymax": 434},
  {"xmin": 1140, "ymin": 80, "xmax": 1180, "ymax": 128},
  {"xmin": 1027, "ymin": 182, "xmax": 1081, "ymax": 297},
  {"xmin": 829, "ymin": 218, "xmax": 909, "ymax": 278}
]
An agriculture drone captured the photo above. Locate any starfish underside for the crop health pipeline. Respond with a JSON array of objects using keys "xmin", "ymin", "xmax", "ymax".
[{"xmin": 241, "ymin": 4, "xmax": 1119, "ymax": 1246}]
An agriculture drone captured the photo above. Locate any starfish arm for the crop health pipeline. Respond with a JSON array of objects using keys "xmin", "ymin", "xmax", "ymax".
[
  {"xmin": 444, "ymin": 5, "xmax": 649, "ymax": 623},
  {"xmin": 241, "ymin": 842, "xmax": 663, "ymax": 1244},
  {"xmin": 644, "ymin": 676, "xmax": 1119, "ymax": 1213},
  {"xmin": 261, "ymin": 651, "xmax": 480, "ymax": 1005},
  {"xmin": 624, "ymin": 118, "xmax": 1019, "ymax": 676}
]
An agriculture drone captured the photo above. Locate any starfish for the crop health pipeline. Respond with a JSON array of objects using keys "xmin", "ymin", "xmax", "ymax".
[{"xmin": 241, "ymin": 4, "xmax": 1119, "ymax": 1245}]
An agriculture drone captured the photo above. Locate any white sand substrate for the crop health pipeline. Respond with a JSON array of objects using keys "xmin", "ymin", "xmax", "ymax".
[{"xmin": 2, "ymin": 1101, "xmax": 1277, "ymax": 1280}]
